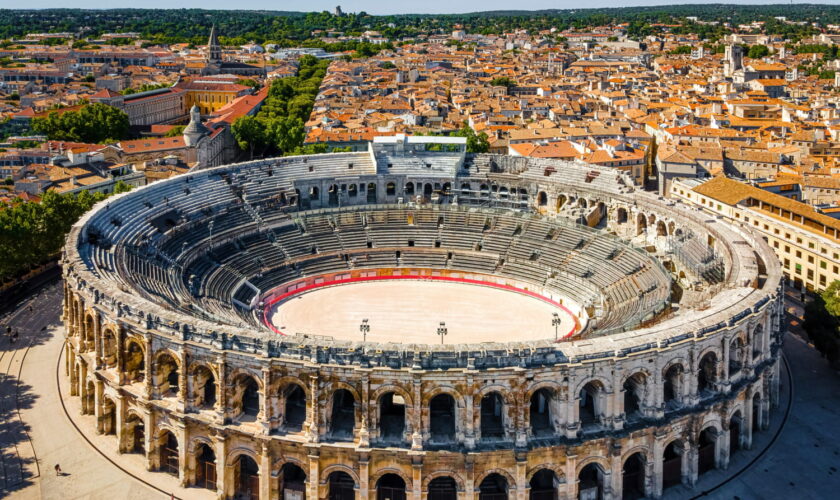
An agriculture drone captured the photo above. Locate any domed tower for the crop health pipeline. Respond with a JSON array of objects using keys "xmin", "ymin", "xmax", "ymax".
[{"xmin": 183, "ymin": 105, "xmax": 210, "ymax": 147}]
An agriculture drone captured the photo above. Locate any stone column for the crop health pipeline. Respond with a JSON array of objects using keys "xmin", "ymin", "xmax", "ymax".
[
  {"xmin": 515, "ymin": 455, "xmax": 528, "ymax": 500},
  {"xmin": 721, "ymin": 338, "xmax": 731, "ymax": 393},
  {"xmin": 719, "ymin": 425, "xmax": 730, "ymax": 470},
  {"xmin": 215, "ymin": 356, "xmax": 227, "ymax": 424},
  {"xmin": 463, "ymin": 375, "xmax": 475, "ymax": 449},
  {"xmin": 464, "ymin": 457, "xmax": 476, "ymax": 500},
  {"xmin": 115, "ymin": 394, "xmax": 127, "ymax": 453},
  {"xmin": 358, "ymin": 454, "xmax": 370, "ymax": 500},
  {"xmin": 412, "ymin": 458, "xmax": 423, "ymax": 500},
  {"xmin": 609, "ymin": 448, "xmax": 622, "ymax": 500},
  {"xmin": 259, "ymin": 441, "xmax": 271, "ymax": 500},
  {"xmin": 412, "ymin": 377, "xmax": 422, "ymax": 450},
  {"xmin": 215, "ymin": 436, "xmax": 228, "ymax": 499},
  {"xmin": 744, "ymin": 393, "xmax": 754, "ymax": 450},
  {"xmin": 262, "ymin": 368, "xmax": 272, "ymax": 433},
  {"xmin": 307, "ymin": 451, "xmax": 320, "ymax": 500},
  {"xmin": 651, "ymin": 433, "xmax": 665, "ymax": 499},
  {"xmin": 564, "ymin": 454, "xmax": 578, "ymax": 500},
  {"xmin": 177, "ymin": 347, "xmax": 188, "ymax": 412},
  {"xmin": 306, "ymin": 374, "xmax": 320, "ymax": 443},
  {"xmin": 143, "ymin": 409, "xmax": 154, "ymax": 471},
  {"xmin": 93, "ymin": 379, "xmax": 103, "ymax": 433},
  {"xmin": 686, "ymin": 442, "xmax": 698, "ymax": 487},
  {"xmin": 176, "ymin": 423, "xmax": 188, "ymax": 487},
  {"xmin": 144, "ymin": 333, "xmax": 154, "ymax": 399}
]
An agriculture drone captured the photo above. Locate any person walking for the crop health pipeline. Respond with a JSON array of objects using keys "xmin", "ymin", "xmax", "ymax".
[{"xmin": 54, "ymin": 464, "xmax": 61, "ymax": 475}]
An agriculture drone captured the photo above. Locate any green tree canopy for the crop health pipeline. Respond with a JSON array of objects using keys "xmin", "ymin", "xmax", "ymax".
[{"xmin": 31, "ymin": 103, "xmax": 129, "ymax": 143}]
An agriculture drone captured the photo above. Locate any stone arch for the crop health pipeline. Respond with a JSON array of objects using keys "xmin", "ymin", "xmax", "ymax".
[
  {"xmin": 526, "ymin": 464, "xmax": 565, "ymax": 482},
  {"xmin": 226, "ymin": 446, "xmax": 260, "ymax": 467},
  {"xmin": 537, "ymin": 191, "xmax": 548, "ymax": 207},
  {"xmin": 622, "ymin": 371, "xmax": 648, "ymax": 419},
  {"xmin": 476, "ymin": 468, "xmax": 516, "ymax": 490},
  {"xmin": 423, "ymin": 385, "xmax": 467, "ymax": 409},
  {"xmin": 616, "ymin": 207, "xmax": 628, "ymax": 224},
  {"xmin": 371, "ymin": 384, "xmax": 413, "ymax": 408},
  {"xmin": 153, "ymin": 349, "xmax": 180, "ymax": 397},
  {"xmin": 321, "ymin": 463, "xmax": 360, "ymax": 485},
  {"xmin": 422, "ymin": 471, "xmax": 466, "ymax": 492},
  {"xmin": 101, "ymin": 326, "xmax": 118, "ymax": 367},
  {"xmin": 230, "ymin": 372, "xmax": 262, "ymax": 419},
  {"xmin": 573, "ymin": 376, "xmax": 613, "ymax": 395},
  {"xmin": 370, "ymin": 468, "xmax": 413, "ymax": 491},
  {"xmin": 636, "ymin": 213, "xmax": 647, "ymax": 235}
]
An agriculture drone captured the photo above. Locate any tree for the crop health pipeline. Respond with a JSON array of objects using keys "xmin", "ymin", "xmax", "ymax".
[
  {"xmin": 452, "ymin": 123, "xmax": 489, "ymax": 153},
  {"xmin": 113, "ymin": 180, "xmax": 133, "ymax": 194},
  {"xmin": 231, "ymin": 115, "xmax": 268, "ymax": 160},
  {"xmin": 747, "ymin": 45, "xmax": 770, "ymax": 59},
  {"xmin": 31, "ymin": 103, "xmax": 129, "ymax": 143},
  {"xmin": 804, "ymin": 282, "xmax": 840, "ymax": 367},
  {"xmin": 489, "ymin": 76, "xmax": 516, "ymax": 88},
  {"xmin": 164, "ymin": 125, "xmax": 185, "ymax": 137}
]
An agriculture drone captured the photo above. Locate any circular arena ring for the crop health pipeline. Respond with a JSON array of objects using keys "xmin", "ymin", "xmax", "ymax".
[{"xmin": 62, "ymin": 136, "xmax": 784, "ymax": 500}]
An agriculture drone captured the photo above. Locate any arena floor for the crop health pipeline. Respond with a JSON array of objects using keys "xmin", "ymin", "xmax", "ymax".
[{"xmin": 266, "ymin": 278, "xmax": 579, "ymax": 344}]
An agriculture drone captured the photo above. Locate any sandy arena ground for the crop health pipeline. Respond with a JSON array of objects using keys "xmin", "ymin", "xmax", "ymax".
[{"xmin": 267, "ymin": 279, "xmax": 578, "ymax": 344}]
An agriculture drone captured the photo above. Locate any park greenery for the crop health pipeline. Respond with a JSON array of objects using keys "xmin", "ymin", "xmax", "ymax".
[
  {"xmin": 31, "ymin": 103, "xmax": 130, "ymax": 144},
  {"xmin": 0, "ymin": 181, "xmax": 132, "ymax": 283},
  {"xmin": 120, "ymin": 82, "xmax": 171, "ymax": 95},
  {"xmin": 231, "ymin": 55, "xmax": 328, "ymax": 159},
  {"xmin": 804, "ymin": 281, "xmax": 840, "ymax": 367}
]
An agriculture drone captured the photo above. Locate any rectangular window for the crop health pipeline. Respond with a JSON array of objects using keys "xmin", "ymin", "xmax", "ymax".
[{"xmin": 821, "ymin": 261, "xmax": 827, "ymax": 269}]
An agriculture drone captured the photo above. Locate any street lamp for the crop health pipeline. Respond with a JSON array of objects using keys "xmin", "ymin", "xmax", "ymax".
[
  {"xmin": 360, "ymin": 318, "xmax": 370, "ymax": 342},
  {"xmin": 552, "ymin": 312, "xmax": 561, "ymax": 341},
  {"xmin": 437, "ymin": 321, "xmax": 447, "ymax": 345}
]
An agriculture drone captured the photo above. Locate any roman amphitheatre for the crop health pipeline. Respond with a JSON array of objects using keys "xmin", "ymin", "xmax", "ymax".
[{"xmin": 54, "ymin": 135, "xmax": 785, "ymax": 500}]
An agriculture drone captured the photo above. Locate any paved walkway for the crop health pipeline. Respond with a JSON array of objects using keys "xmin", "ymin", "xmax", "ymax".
[{"xmin": 1, "ymin": 282, "xmax": 838, "ymax": 499}]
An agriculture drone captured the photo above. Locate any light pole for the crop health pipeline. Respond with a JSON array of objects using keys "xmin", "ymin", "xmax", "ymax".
[
  {"xmin": 360, "ymin": 318, "xmax": 370, "ymax": 342},
  {"xmin": 552, "ymin": 312, "xmax": 561, "ymax": 341},
  {"xmin": 437, "ymin": 321, "xmax": 447, "ymax": 345}
]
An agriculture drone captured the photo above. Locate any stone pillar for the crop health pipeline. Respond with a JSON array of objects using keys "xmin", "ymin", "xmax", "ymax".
[
  {"xmin": 686, "ymin": 442, "xmax": 698, "ymax": 487},
  {"xmin": 306, "ymin": 374, "xmax": 320, "ymax": 443},
  {"xmin": 464, "ymin": 457, "xmax": 476, "ymax": 500},
  {"xmin": 116, "ymin": 327, "xmax": 126, "ymax": 385},
  {"xmin": 259, "ymin": 442, "xmax": 271, "ymax": 500},
  {"xmin": 651, "ymin": 433, "xmax": 665, "ymax": 499},
  {"xmin": 262, "ymin": 368, "xmax": 272, "ymax": 433},
  {"xmin": 516, "ymin": 455, "xmax": 527, "ymax": 500},
  {"xmin": 177, "ymin": 347, "xmax": 188, "ymax": 412},
  {"xmin": 115, "ymin": 394, "xmax": 127, "ymax": 452},
  {"xmin": 93, "ymin": 314, "xmax": 103, "ymax": 369},
  {"xmin": 93, "ymin": 379, "xmax": 103, "ymax": 433},
  {"xmin": 719, "ymin": 425, "xmax": 730, "ymax": 470},
  {"xmin": 144, "ymin": 333, "xmax": 153, "ymax": 399},
  {"xmin": 564, "ymin": 454, "xmax": 577, "ymax": 500},
  {"xmin": 215, "ymin": 436, "xmax": 228, "ymax": 499},
  {"xmin": 358, "ymin": 454, "xmax": 370, "ymax": 500},
  {"xmin": 721, "ymin": 338, "xmax": 731, "ymax": 393},
  {"xmin": 143, "ymin": 409, "xmax": 154, "ymax": 471},
  {"xmin": 216, "ymin": 357, "xmax": 227, "ymax": 424},
  {"xmin": 176, "ymin": 423, "xmax": 188, "ymax": 487},
  {"xmin": 412, "ymin": 458, "xmax": 423, "ymax": 500},
  {"xmin": 463, "ymin": 375, "xmax": 475, "ymax": 449},
  {"xmin": 412, "ymin": 377, "xmax": 422, "ymax": 450},
  {"xmin": 744, "ymin": 393, "xmax": 754, "ymax": 450},
  {"xmin": 307, "ymin": 451, "xmax": 320, "ymax": 500},
  {"xmin": 566, "ymin": 393, "xmax": 580, "ymax": 439},
  {"xmin": 610, "ymin": 448, "xmax": 622, "ymax": 500}
]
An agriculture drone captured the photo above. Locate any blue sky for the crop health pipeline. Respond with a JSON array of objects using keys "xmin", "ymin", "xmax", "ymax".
[{"xmin": 14, "ymin": 1, "xmax": 840, "ymax": 16}]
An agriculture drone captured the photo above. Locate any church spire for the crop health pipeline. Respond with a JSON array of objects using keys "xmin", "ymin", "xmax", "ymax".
[{"xmin": 207, "ymin": 24, "xmax": 221, "ymax": 64}]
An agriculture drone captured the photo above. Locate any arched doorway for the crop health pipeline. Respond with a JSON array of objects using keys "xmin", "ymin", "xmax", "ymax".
[
  {"xmin": 195, "ymin": 443, "xmax": 217, "ymax": 490},
  {"xmin": 729, "ymin": 412, "xmax": 742, "ymax": 455},
  {"xmin": 621, "ymin": 453, "xmax": 645, "ymax": 500},
  {"xmin": 328, "ymin": 471, "xmax": 355, "ymax": 500},
  {"xmin": 423, "ymin": 183, "xmax": 433, "ymax": 202},
  {"xmin": 235, "ymin": 455, "xmax": 260, "ymax": 500},
  {"xmin": 697, "ymin": 353, "xmax": 717, "ymax": 395},
  {"xmin": 84, "ymin": 380, "xmax": 95, "ymax": 414},
  {"xmin": 662, "ymin": 441, "xmax": 683, "ymax": 490},
  {"xmin": 429, "ymin": 394, "xmax": 456, "ymax": 443},
  {"xmin": 379, "ymin": 392, "xmax": 406, "ymax": 443},
  {"xmin": 530, "ymin": 388, "xmax": 554, "ymax": 437},
  {"xmin": 367, "ymin": 183, "xmax": 378, "ymax": 203},
  {"xmin": 622, "ymin": 373, "xmax": 645, "ymax": 422},
  {"xmin": 328, "ymin": 184, "xmax": 339, "ymax": 206},
  {"xmin": 125, "ymin": 341, "xmax": 145, "ymax": 382},
  {"xmin": 126, "ymin": 414, "xmax": 145, "ymax": 454},
  {"xmin": 752, "ymin": 394, "xmax": 761, "ymax": 431},
  {"xmin": 386, "ymin": 182, "xmax": 396, "ymax": 197},
  {"xmin": 158, "ymin": 431, "xmax": 178, "ymax": 476},
  {"xmin": 283, "ymin": 384, "xmax": 307, "ymax": 431},
  {"xmin": 376, "ymin": 473, "xmax": 406, "ymax": 500},
  {"xmin": 233, "ymin": 374, "xmax": 260, "ymax": 420},
  {"xmin": 280, "ymin": 463, "xmax": 307, "ymax": 500},
  {"xmin": 616, "ymin": 207, "xmax": 628, "ymax": 224},
  {"xmin": 529, "ymin": 469, "xmax": 558, "ymax": 500},
  {"xmin": 480, "ymin": 392, "xmax": 504, "ymax": 439},
  {"xmin": 663, "ymin": 364, "xmax": 683, "ymax": 409},
  {"xmin": 155, "ymin": 353, "xmax": 179, "ymax": 397},
  {"xmin": 578, "ymin": 464, "xmax": 605, "ymax": 500},
  {"xmin": 698, "ymin": 427, "xmax": 717, "ymax": 475},
  {"xmin": 194, "ymin": 365, "xmax": 216, "ymax": 409},
  {"xmin": 428, "ymin": 476, "xmax": 458, "ymax": 500},
  {"xmin": 101, "ymin": 398, "xmax": 116, "ymax": 435},
  {"xmin": 330, "ymin": 389, "xmax": 355, "ymax": 439},
  {"xmin": 537, "ymin": 192, "xmax": 548, "ymax": 207},
  {"xmin": 579, "ymin": 381, "xmax": 604, "ymax": 427},
  {"xmin": 478, "ymin": 473, "xmax": 508, "ymax": 500},
  {"xmin": 636, "ymin": 214, "xmax": 647, "ymax": 235}
]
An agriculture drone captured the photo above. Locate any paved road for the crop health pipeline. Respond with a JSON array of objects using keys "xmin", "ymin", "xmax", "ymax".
[{"xmin": 1, "ymin": 282, "xmax": 838, "ymax": 499}]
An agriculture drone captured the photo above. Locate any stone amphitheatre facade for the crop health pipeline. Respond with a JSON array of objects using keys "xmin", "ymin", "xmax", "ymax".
[{"xmin": 61, "ymin": 136, "xmax": 784, "ymax": 500}]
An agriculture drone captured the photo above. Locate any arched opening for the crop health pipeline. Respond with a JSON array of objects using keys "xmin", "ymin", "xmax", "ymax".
[
  {"xmin": 376, "ymin": 473, "xmax": 406, "ymax": 500},
  {"xmin": 429, "ymin": 393, "xmax": 456, "ymax": 443},
  {"xmin": 85, "ymin": 380, "xmax": 95, "ymax": 414},
  {"xmin": 616, "ymin": 207, "xmax": 628, "ymax": 224},
  {"xmin": 125, "ymin": 341, "xmax": 145, "ymax": 383},
  {"xmin": 423, "ymin": 183, "xmax": 433, "ymax": 201},
  {"xmin": 621, "ymin": 453, "xmax": 646, "ymax": 500},
  {"xmin": 280, "ymin": 463, "xmax": 307, "ymax": 500},
  {"xmin": 309, "ymin": 186, "xmax": 319, "ymax": 200},
  {"xmin": 529, "ymin": 388, "xmax": 554, "ymax": 437},
  {"xmin": 283, "ymin": 384, "xmax": 307, "ymax": 431},
  {"xmin": 460, "ymin": 183, "xmax": 471, "ymax": 196},
  {"xmin": 579, "ymin": 381, "xmax": 604, "ymax": 427},
  {"xmin": 729, "ymin": 412, "xmax": 742, "ymax": 455},
  {"xmin": 101, "ymin": 398, "xmax": 116, "ymax": 435},
  {"xmin": 154, "ymin": 353, "xmax": 179, "ymax": 398},
  {"xmin": 578, "ymin": 198, "xmax": 588, "ymax": 209},
  {"xmin": 84, "ymin": 315, "xmax": 95, "ymax": 346},
  {"xmin": 429, "ymin": 476, "xmax": 458, "ymax": 500},
  {"xmin": 662, "ymin": 441, "xmax": 683, "ymax": 490},
  {"xmin": 328, "ymin": 184, "xmax": 339, "ymax": 206},
  {"xmin": 405, "ymin": 183, "xmax": 415, "ymax": 196},
  {"xmin": 349, "ymin": 184, "xmax": 358, "ymax": 198},
  {"xmin": 623, "ymin": 373, "xmax": 646, "ymax": 422},
  {"xmin": 367, "ymin": 183, "xmax": 377, "ymax": 203},
  {"xmin": 194, "ymin": 365, "xmax": 216, "ymax": 409},
  {"xmin": 378, "ymin": 392, "xmax": 406, "ymax": 443},
  {"xmin": 480, "ymin": 392, "xmax": 504, "ymax": 440},
  {"xmin": 158, "ymin": 431, "xmax": 178, "ymax": 476},
  {"xmin": 102, "ymin": 329, "xmax": 117, "ymax": 367},
  {"xmin": 328, "ymin": 471, "xmax": 355, "ymax": 500},
  {"xmin": 636, "ymin": 214, "xmax": 648, "ymax": 235},
  {"xmin": 195, "ymin": 443, "xmax": 216, "ymax": 491},
  {"xmin": 480, "ymin": 184, "xmax": 489, "ymax": 196},
  {"xmin": 698, "ymin": 427, "xmax": 718, "ymax": 475},
  {"xmin": 729, "ymin": 337, "xmax": 745, "ymax": 374},
  {"xmin": 529, "ymin": 469, "xmax": 558, "ymax": 500},
  {"xmin": 663, "ymin": 364, "xmax": 683, "ymax": 409},
  {"xmin": 537, "ymin": 191, "xmax": 548, "ymax": 207},
  {"xmin": 557, "ymin": 195, "xmax": 567, "ymax": 210},
  {"xmin": 329, "ymin": 389, "xmax": 355, "ymax": 439},
  {"xmin": 386, "ymin": 182, "xmax": 396, "ymax": 196},
  {"xmin": 668, "ymin": 221, "xmax": 676, "ymax": 235},
  {"xmin": 752, "ymin": 325, "xmax": 764, "ymax": 359},
  {"xmin": 752, "ymin": 393, "xmax": 761, "ymax": 431},
  {"xmin": 126, "ymin": 414, "xmax": 145, "ymax": 454},
  {"xmin": 235, "ymin": 375, "xmax": 260, "ymax": 420},
  {"xmin": 578, "ymin": 464, "xmax": 605, "ymax": 500},
  {"xmin": 697, "ymin": 353, "xmax": 717, "ymax": 395},
  {"xmin": 234, "ymin": 455, "xmax": 260, "ymax": 500},
  {"xmin": 656, "ymin": 220, "xmax": 667, "ymax": 237},
  {"xmin": 478, "ymin": 473, "xmax": 508, "ymax": 500},
  {"xmin": 195, "ymin": 443, "xmax": 217, "ymax": 490}
]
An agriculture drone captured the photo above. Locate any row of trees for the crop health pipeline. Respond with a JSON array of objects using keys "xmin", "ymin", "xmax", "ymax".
[
  {"xmin": 1, "ymin": 6, "xmax": 839, "ymax": 45},
  {"xmin": 31, "ymin": 103, "xmax": 130, "ymax": 144},
  {"xmin": 804, "ymin": 281, "xmax": 840, "ymax": 367},
  {"xmin": 0, "ymin": 182, "xmax": 131, "ymax": 283},
  {"xmin": 231, "ymin": 55, "xmax": 328, "ymax": 159}
]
